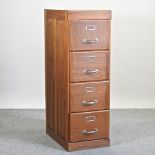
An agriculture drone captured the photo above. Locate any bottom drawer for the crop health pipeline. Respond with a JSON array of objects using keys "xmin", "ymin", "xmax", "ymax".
[{"xmin": 70, "ymin": 110, "xmax": 109, "ymax": 142}]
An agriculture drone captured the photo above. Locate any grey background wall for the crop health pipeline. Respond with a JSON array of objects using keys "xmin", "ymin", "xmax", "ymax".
[{"xmin": 0, "ymin": 0, "xmax": 155, "ymax": 109}]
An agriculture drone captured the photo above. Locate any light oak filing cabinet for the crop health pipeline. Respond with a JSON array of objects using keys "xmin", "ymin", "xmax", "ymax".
[{"xmin": 44, "ymin": 10, "xmax": 112, "ymax": 151}]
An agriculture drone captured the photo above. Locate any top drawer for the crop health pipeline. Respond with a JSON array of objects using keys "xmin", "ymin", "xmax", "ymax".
[{"xmin": 70, "ymin": 20, "xmax": 110, "ymax": 51}]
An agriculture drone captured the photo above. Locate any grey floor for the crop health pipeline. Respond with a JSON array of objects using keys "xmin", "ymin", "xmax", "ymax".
[{"xmin": 0, "ymin": 110, "xmax": 155, "ymax": 155}]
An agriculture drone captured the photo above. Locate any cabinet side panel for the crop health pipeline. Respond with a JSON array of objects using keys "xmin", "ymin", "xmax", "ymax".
[
  {"xmin": 45, "ymin": 16, "xmax": 56, "ymax": 131},
  {"xmin": 56, "ymin": 19, "xmax": 69, "ymax": 141},
  {"xmin": 45, "ymin": 10, "xmax": 69, "ymax": 144}
]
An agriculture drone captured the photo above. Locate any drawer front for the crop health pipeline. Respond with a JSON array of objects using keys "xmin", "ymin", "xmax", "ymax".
[
  {"xmin": 70, "ymin": 111, "xmax": 109, "ymax": 142},
  {"xmin": 70, "ymin": 81, "xmax": 109, "ymax": 112},
  {"xmin": 70, "ymin": 20, "xmax": 110, "ymax": 51},
  {"xmin": 70, "ymin": 51, "xmax": 109, "ymax": 82}
]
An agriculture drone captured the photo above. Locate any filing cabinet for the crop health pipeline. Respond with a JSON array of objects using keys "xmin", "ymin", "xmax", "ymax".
[{"xmin": 44, "ymin": 10, "xmax": 112, "ymax": 151}]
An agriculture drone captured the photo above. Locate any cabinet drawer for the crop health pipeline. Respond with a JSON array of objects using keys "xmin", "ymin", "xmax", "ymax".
[
  {"xmin": 70, "ymin": 20, "xmax": 110, "ymax": 51},
  {"xmin": 70, "ymin": 111, "xmax": 109, "ymax": 142},
  {"xmin": 70, "ymin": 81, "xmax": 109, "ymax": 112},
  {"xmin": 70, "ymin": 51, "xmax": 110, "ymax": 82}
]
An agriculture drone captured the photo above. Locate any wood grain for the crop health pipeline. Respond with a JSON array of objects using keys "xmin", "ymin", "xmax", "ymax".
[
  {"xmin": 45, "ymin": 11, "xmax": 69, "ymax": 141},
  {"xmin": 70, "ymin": 81, "xmax": 109, "ymax": 112},
  {"xmin": 70, "ymin": 51, "xmax": 110, "ymax": 82},
  {"xmin": 70, "ymin": 110, "xmax": 109, "ymax": 142},
  {"xmin": 45, "ymin": 9, "xmax": 111, "ymax": 151},
  {"xmin": 70, "ymin": 20, "xmax": 110, "ymax": 51},
  {"xmin": 68, "ymin": 10, "xmax": 112, "ymax": 20},
  {"xmin": 45, "ymin": 14, "xmax": 55, "ymax": 132},
  {"xmin": 44, "ymin": 9, "xmax": 67, "ymax": 19},
  {"xmin": 68, "ymin": 138, "xmax": 110, "ymax": 151},
  {"xmin": 47, "ymin": 127, "xmax": 110, "ymax": 152},
  {"xmin": 56, "ymin": 19, "xmax": 69, "ymax": 140}
]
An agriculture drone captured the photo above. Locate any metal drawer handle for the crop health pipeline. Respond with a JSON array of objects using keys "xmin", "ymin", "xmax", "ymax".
[
  {"xmin": 82, "ymin": 38, "xmax": 99, "ymax": 44},
  {"xmin": 82, "ymin": 128, "xmax": 98, "ymax": 135},
  {"xmin": 81, "ymin": 100, "xmax": 98, "ymax": 106},
  {"xmin": 83, "ymin": 69, "xmax": 99, "ymax": 74}
]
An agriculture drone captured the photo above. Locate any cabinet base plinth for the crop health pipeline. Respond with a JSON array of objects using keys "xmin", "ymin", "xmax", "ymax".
[{"xmin": 47, "ymin": 127, "xmax": 110, "ymax": 151}]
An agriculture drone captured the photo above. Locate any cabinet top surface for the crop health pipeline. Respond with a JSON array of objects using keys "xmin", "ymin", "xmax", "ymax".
[{"xmin": 45, "ymin": 9, "xmax": 112, "ymax": 20}]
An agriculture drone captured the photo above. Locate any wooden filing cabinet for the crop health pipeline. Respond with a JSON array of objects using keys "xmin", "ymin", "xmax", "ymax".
[{"xmin": 44, "ymin": 10, "xmax": 112, "ymax": 151}]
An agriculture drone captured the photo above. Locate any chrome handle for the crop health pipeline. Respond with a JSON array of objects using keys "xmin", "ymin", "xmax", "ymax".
[
  {"xmin": 81, "ymin": 100, "xmax": 98, "ymax": 106},
  {"xmin": 82, "ymin": 38, "xmax": 99, "ymax": 44},
  {"xmin": 82, "ymin": 128, "xmax": 98, "ymax": 135},
  {"xmin": 83, "ymin": 69, "xmax": 99, "ymax": 74}
]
